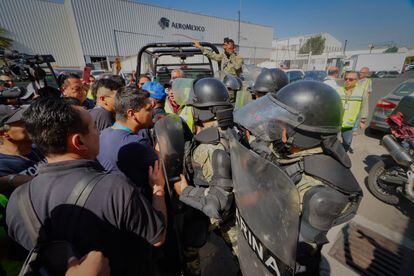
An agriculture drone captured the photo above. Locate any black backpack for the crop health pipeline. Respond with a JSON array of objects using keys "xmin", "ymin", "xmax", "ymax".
[{"xmin": 16, "ymin": 172, "xmax": 106, "ymax": 276}]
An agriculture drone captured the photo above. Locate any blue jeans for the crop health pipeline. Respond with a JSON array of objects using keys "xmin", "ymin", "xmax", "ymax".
[
  {"xmin": 342, "ymin": 117, "xmax": 361, "ymax": 152},
  {"xmin": 341, "ymin": 129, "xmax": 354, "ymax": 152}
]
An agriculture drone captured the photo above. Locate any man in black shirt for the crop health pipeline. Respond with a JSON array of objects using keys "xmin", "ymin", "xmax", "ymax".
[
  {"xmin": 89, "ymin": 79, "xmax": 121, "ymax": 131},
  {"xmin": 6, "ymin": 98, "xmax": 168, "ymax": 275},
  {"xmin": 0, "ymin": 105, "xmax": 46, "ymax": 193}
]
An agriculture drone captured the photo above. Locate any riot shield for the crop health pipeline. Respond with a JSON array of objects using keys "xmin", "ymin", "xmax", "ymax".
[
  {"xmin": 234, "ymin": 87, "xmax": 253, "ymax": 111},
  {"xmin": 229, "ymin": 129, "xmax": 300, "ymax": 276},
  {"xmin": 154, "ymin": 114, "xmax": 192, "ymax": 196},
  {"xmin": 242, "ymin": 64, "xmax": 263, "ymax": 88},
  {"xmin": 171, "ymin": 78, "xmax": 194, "ymax": 106}
]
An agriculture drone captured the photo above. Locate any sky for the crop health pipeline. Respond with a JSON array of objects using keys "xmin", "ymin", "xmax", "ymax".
[{"xmin": 135, "ymin": 0, "xmax": 414, "ymax": 50}]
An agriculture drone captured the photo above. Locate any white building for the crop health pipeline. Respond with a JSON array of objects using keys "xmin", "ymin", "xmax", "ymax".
[
  {"xmin": 271, "ymin": 33, "xmax": 343, "ymax": 65},
  {"xmin": 263, "ymin": 33, "xmax": 413, "ymax": 71},
  {"xmin": 0, "ymin": 0, "xmax": 273, "ymax": 69}
]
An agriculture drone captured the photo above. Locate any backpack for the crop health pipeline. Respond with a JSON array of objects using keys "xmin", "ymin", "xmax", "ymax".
[{"xmin": 16, "ymin": 172, "xmax": 106, "ymax": 276}]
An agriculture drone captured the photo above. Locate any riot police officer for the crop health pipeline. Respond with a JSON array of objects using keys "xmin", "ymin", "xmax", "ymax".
[
  {"xmin": 253, "ymin": 68, "xmax": 289, "ymax": 98},
  {"xmin": 222, "ymin": 74, "xmax": 242, "ymax": 104},
  {"xmin": 173, "ymin": 77, "xmax": 238, "ymax": 275},
  {"xmin": 231, "ymin": 81, "xmax": 362, "ymax": 275}
]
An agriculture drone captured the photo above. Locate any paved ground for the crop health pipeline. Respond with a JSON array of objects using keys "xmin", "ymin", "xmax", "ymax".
[
  {"xmin": 321, "ymin": 71, "xmax": 414, "ymax": 275},
  {"xmin": 200, "ymin": 72, "xmax": 414, "ymax": 275}
]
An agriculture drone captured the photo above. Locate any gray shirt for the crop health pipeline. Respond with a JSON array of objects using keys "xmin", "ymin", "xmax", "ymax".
[{"xmin": 6, "ymin": 160, "xmax": 165, "ymax": 275}]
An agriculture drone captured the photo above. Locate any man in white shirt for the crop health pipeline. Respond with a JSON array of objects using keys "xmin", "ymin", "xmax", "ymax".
[{"xmin": 323, "ymin": 66, "xmax": 340, "ymax": 90}]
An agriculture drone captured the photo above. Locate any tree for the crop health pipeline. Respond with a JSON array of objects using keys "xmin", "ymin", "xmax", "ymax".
[
  {"xmin": 0, "ymin": 26, "xmax": 13, "ymax": 49},
  {"xmin": 299, "ymin": 35, "xmax": 326, "ymax": 55},
  {"xmin": 384, "ymin": 46, "xmax": 398, "ymax": 53}
]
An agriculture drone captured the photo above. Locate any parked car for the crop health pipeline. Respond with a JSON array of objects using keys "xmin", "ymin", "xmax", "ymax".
[
  {"xmin": 304, "ymin": 70, "xmax": 327, "ymax": 82},
  {"xmin": 372, "ymin": 71, "xmax": 399, "ymax": 78},
  {"xmin": 404, "ymin": 63, "xmax": 414, "ymax": 72},
  {"xmin": 53, "ymin": 68, "xmax": 83, "ymax": 77},
  {"xmin": 91, "ymin": 70, "xmax": 108, "ymax": 79},
  {"xmin": 285, "ymin": 69, "xmax": 305, "ymax": 83},
  {"xmin": 369, "ymin": 79, "xmax": 414, "ymax": 132}
]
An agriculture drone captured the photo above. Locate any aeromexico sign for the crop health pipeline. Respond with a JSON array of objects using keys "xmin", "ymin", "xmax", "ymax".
[{"xmin": 158, "ymin": 17, "xmax": 205, "ymax": 32}]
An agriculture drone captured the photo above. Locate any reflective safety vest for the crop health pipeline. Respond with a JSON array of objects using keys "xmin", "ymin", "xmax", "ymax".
[
  {"xmin": 178, "ymin": 106, "xmax": 194, "ymax": 133},
  {"xmin": 164, "ymin": 101, "xmax": 195, "ymax": 133},
  {"xmin": 337, "ymin": 86, "xmax": 365, "ymax": 129},
  {"xmin": 358, "ymin": 78, "xmax": 372, "ymax": 94},
  {"xmin": 164, "ymin": 100, "xmax": 174, "ymax": 114}
]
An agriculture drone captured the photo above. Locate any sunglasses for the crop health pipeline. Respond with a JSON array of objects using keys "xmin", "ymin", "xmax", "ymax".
[{"xmin": 345, "ymin": 78, "xmax": 356, "ymax": 81}]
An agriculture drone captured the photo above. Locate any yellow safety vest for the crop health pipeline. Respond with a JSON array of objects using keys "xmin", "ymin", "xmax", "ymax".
[
  {"xmin": 164, "ymin": 100, "xmax": 174, "ymax": 114},
  {"xmin": 358, "ymin": 78, "xmax": 372, "ymax": 94},
  {"xmin": 164, "ymin": 101, "xmax": 195, "ymax": 133},
  {"xmin": 179, "ymin": 106, "xmax": 194, "ymax": 133},
  {"xmin": 337, "ymin": 86, "xmax": 364, "ymax": 130}
]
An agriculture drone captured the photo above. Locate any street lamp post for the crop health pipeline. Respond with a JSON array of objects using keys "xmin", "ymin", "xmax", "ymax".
[
  {"xmin": 343, "ymin": 39, "xmax": 348, "ymax": 55},
  {"xmin": 237, "ymin": 0, "xmax": 241, "ymax": 51}
]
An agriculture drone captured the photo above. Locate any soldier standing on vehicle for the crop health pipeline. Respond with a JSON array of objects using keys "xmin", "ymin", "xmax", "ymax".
[
  {"xmin": 172, "ymin": 78, "xmax": 238, "ymax": 275},
  {"xmin": 337, "ymin": 71, "xmax": 369, "ymax": 152},
  {"xmin": 232, "ymin": 81, "xmax": 362, "ymax": 275},
  {"xmin": 193, "ymin": 38, "xmax": 243, "ymax": 77}
]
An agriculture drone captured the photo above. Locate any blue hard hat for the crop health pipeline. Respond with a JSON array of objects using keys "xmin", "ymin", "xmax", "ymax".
[{"xmin": 142, "ymin": 81, "xmax": 166, "ymax": 100}]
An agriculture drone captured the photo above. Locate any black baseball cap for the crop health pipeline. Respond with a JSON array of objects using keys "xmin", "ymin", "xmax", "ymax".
[{"xmin": 0, "ymin": 105, "xmax": 26, "ymax": 127}]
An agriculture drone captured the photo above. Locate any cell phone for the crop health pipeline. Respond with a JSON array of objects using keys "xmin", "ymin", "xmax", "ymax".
[{"xmin": 82, "ymin": 66, "xmax": 92, "ymax": 83}]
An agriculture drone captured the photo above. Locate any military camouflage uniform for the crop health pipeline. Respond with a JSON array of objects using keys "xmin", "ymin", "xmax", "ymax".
[
  {"xmin": 181, "ymin": 128, "xmax": 238, "ymax": 275},
  {"xmin": 252, "ymin": 140, "xmax": 359, "ymax": 273},
  {"xmin": 200, "ymin": 47, "xmax": 243, "ymax": 77}
]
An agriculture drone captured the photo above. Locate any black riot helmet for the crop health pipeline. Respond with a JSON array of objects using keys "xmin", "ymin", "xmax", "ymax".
[
  {"xmin": 253, "ymin": 68, "xmax": 289, "ymax": 95},
  {"xmin": 235, "ymin": 81, "xmax": 344, "ymax": 149},
  {"xmin": 223, "ymin": 74, "xmax": 242, "ymax": 91},
  {"xmin": 269, "ymin": 68, "xmax": 289, "ymax": 91},
  {"xmin": 275, "ymin": 81, "xmax": 343, "ymax": 135},
  {"xmin": 190, "ymin": 77, "xmax": 233, "ymax": 123}
]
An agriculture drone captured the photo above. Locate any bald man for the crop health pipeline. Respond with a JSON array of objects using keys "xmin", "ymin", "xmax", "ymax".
[
  {"xmin": 170, "ymin": 69, "xmax": 184, "ymax": 82},
  {"xmin": 323, "ymin": 66, "xmax": 340, "ymax": 89},
  {"xmin": 359, "ymin": 67, "xmax": 372, "ymax": 95}
]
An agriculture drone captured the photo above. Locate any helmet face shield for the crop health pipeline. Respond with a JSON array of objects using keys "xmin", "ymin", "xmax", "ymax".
[{"xmin": 234, "ymin": 94, "xmax": 305, "ymax": 142}]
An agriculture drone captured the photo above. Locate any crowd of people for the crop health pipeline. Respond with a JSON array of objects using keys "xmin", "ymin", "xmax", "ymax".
[{"xmin": 0, "ymin": 37, "xmax": 372, "ymax": 276}]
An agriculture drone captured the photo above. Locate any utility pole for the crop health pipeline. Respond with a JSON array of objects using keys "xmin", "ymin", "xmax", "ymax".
[
  {"xmin": 238, "ymin": 11, "xmax": 241, "ymax": 48},
  {"xmin": 113, "ymin": 30, "xmax": 119, "ymax": 57},
  {"xmin": 343, "ymin": 39, "xmax": 347, "ymax": 55},
  {"xmin": 237, "ymin": 0, "xmax": 241, "ymax": 50}
]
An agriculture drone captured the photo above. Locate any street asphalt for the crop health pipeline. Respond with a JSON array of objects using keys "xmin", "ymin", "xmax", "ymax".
[
  {"xmin": 321, "ymin": 71, "xmax": 414, "ymax": 276},
  {"xmin": 199, "ymin": 71, "xmax": 414, "ymax": 276}
]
